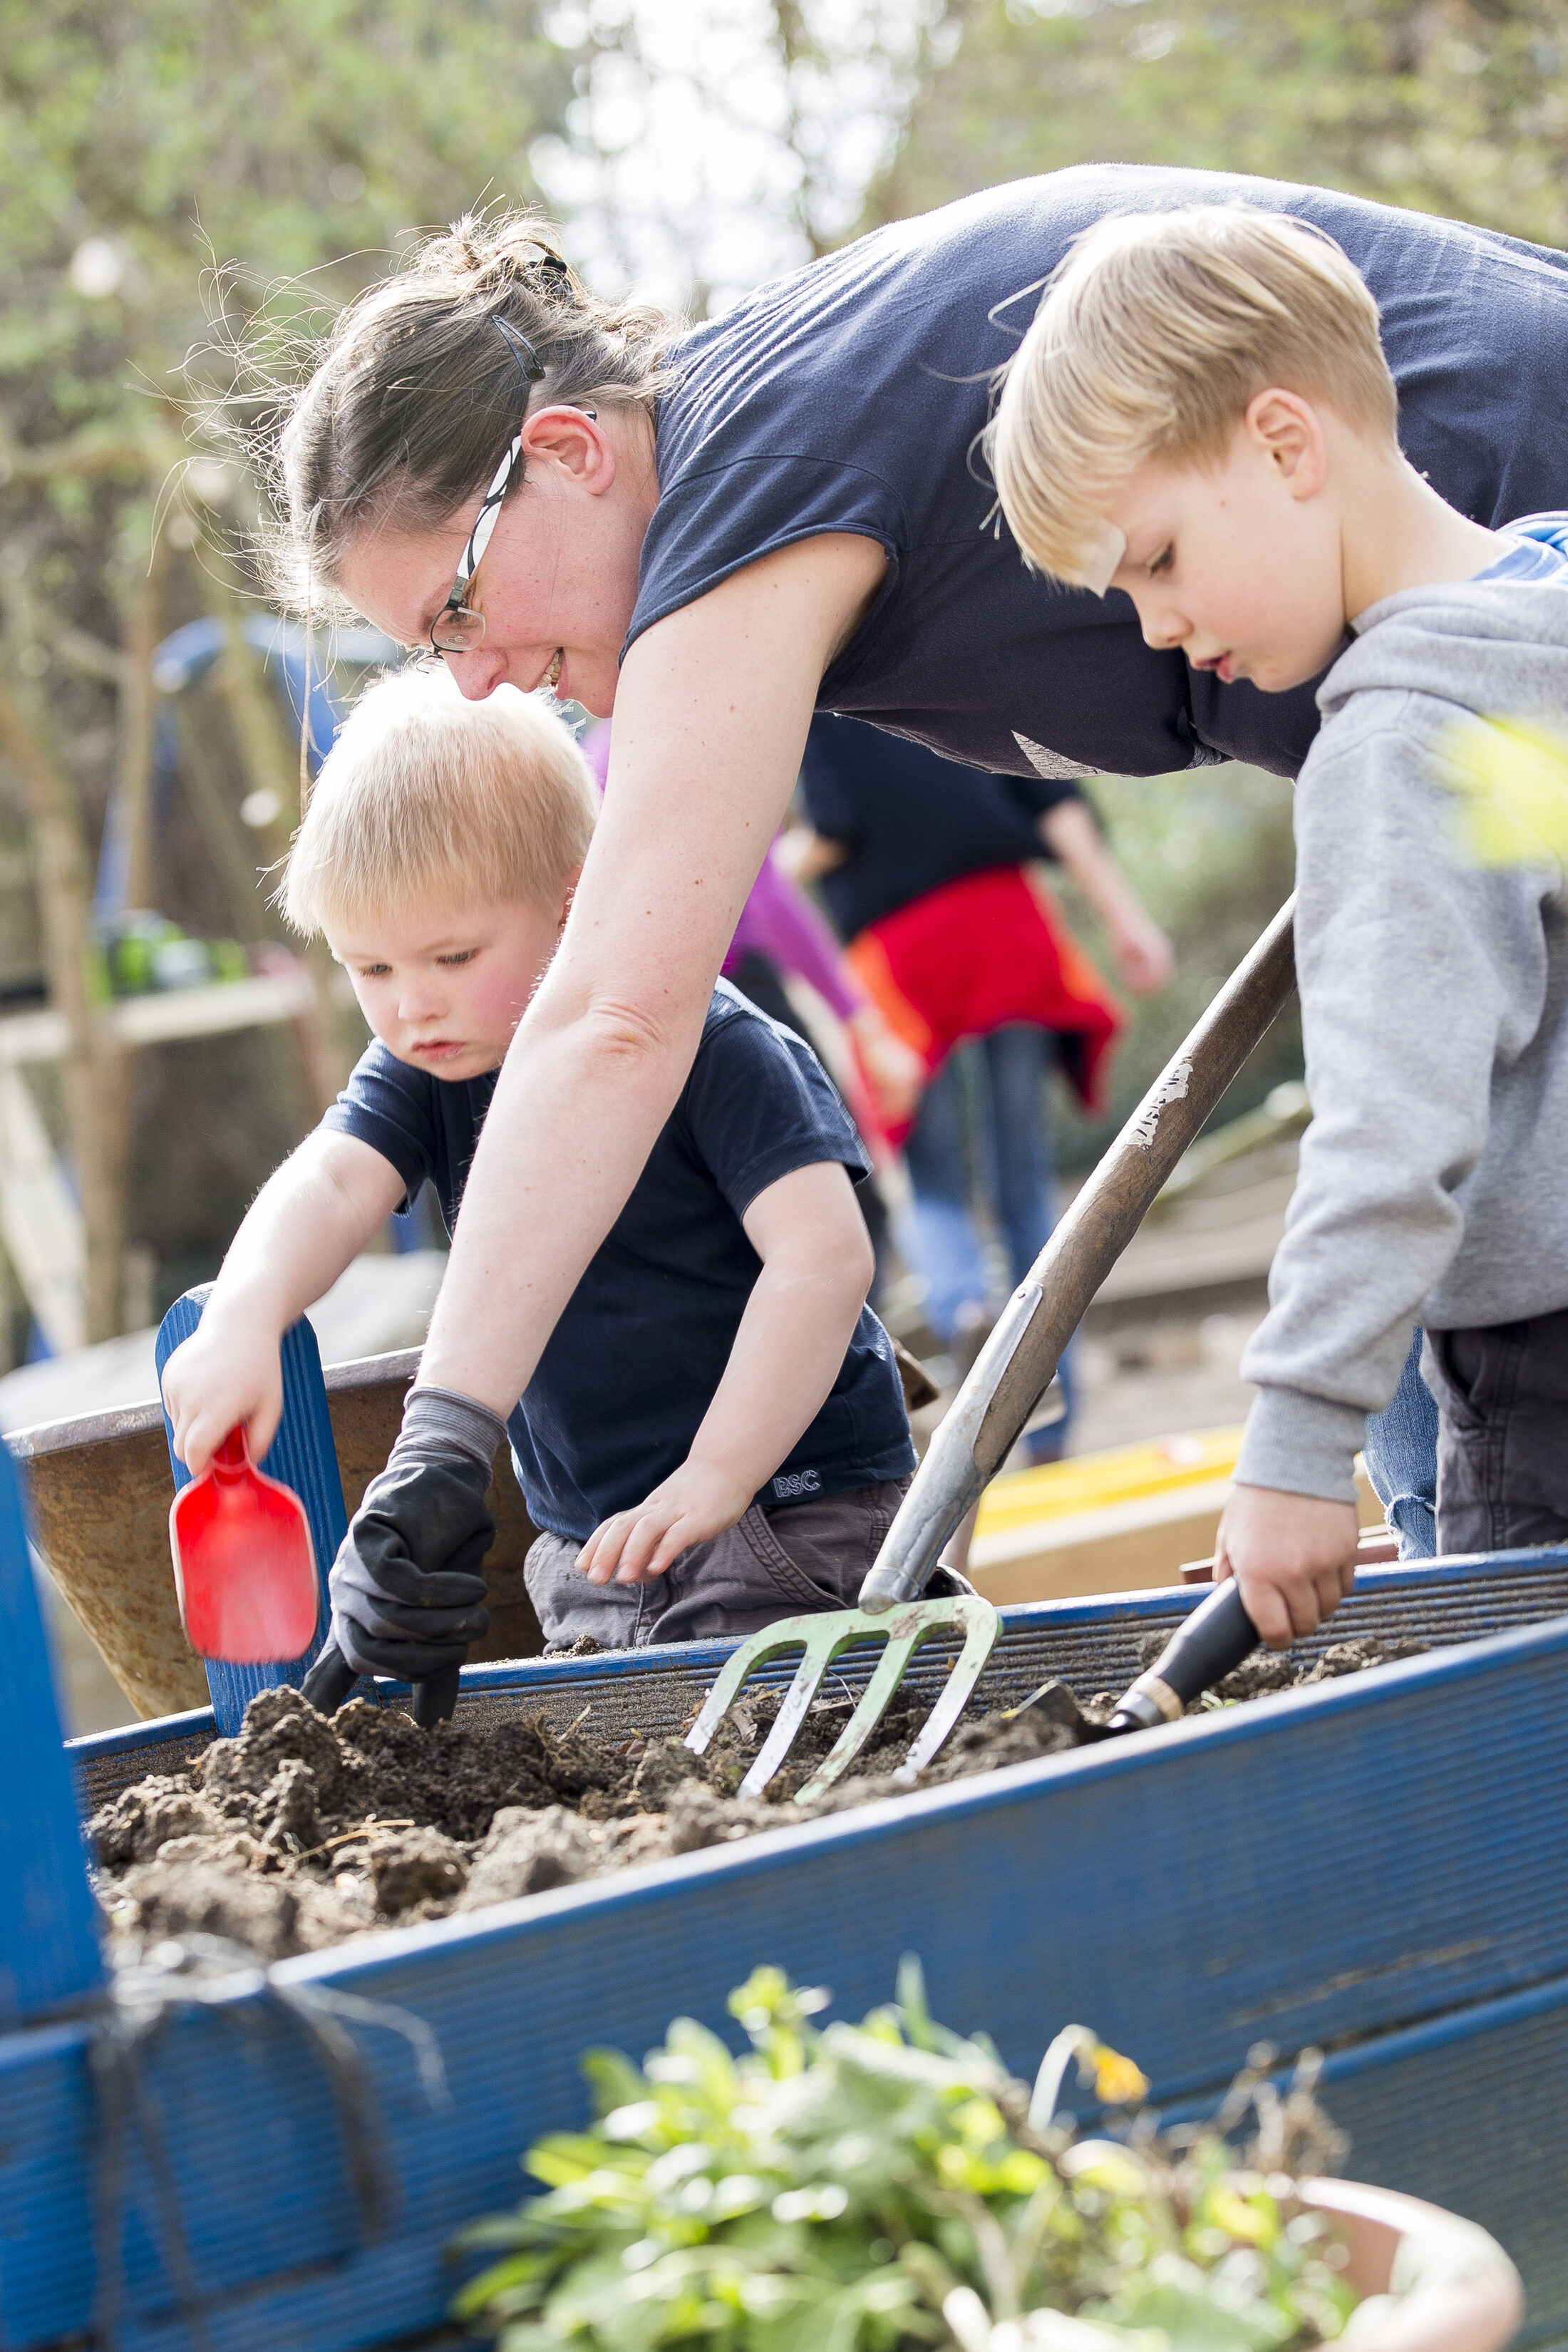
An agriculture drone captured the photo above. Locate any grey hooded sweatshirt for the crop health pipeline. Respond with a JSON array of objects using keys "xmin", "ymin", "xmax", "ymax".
[{"xmin": 1236, "ymin": 572, "xmax": 1568, "ymax": 1505}]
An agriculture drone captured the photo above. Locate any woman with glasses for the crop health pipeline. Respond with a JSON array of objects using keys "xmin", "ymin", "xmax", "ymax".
[{"xmin": 252, "ymin": 172, "xmax": 1568, "ymax": 1678}]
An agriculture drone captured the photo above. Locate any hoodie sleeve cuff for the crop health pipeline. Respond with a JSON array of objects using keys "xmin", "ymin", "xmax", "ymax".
[{"xmin": 1235, "ymin": 1389, "xmax": 1365, "ymax": 1507}]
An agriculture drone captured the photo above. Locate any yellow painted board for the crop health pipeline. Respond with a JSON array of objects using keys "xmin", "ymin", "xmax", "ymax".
[
  {"xmin": 970, "ymin": 1495, "xmax": 1229, "ymax": 1608},
  {"xmin": 974, "ymin": 1425, "xmax": 1245, "ymax": 1539},
  {"xmin": 968, "ymin": 1430, "xmax": 1386, "ymax": 1612}
]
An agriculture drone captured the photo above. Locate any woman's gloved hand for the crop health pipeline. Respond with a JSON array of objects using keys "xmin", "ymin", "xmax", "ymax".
[{"xmin": 323, "ymin": 1386, "xmax": 502, "ymax": 1683}]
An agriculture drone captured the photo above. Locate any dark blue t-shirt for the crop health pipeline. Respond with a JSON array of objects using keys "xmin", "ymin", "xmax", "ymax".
[
  {"xmin": 800, "ymin": 712, "xmax": 1078, "ymax": 939},
  {"xmin": 323, "ymin": 983, "xmax": 915, "ymax": 1540},
  {"xmin": 631, "ymin": 165, "xmax": 1568, "ymax": 782}
]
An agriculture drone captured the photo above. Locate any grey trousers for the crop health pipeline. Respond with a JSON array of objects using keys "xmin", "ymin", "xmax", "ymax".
[
  {"xmin": 1423, "ymin": 1314, "xmax": 1568, "ymax": 1554},
  {"xmin": 524, "ymin": 1477, "xmax": 912, "ymax": 1650}
]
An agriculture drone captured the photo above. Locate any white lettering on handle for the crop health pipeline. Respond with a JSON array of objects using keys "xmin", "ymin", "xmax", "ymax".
[{"xmin": 1131, "ymin": 1059, "xmax": 1193, "ymax": 1149}]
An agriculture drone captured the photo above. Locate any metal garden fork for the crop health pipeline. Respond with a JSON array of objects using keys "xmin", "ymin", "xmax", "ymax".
[{"xmin": 686, "ymin": 901, "xmax": 1298, "ymax": 1802}]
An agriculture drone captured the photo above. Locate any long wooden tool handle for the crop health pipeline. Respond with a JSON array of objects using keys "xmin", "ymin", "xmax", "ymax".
[{"xmin": 861, "ymin": 897, "xmax": 1297, "ymax": 1609}]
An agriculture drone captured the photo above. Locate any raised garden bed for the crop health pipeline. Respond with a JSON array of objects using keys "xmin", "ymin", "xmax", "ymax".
[
  {"xmin": 86, "ymin": 1624, "xmax": 1426, "ymax": 1961},
  {"xmin": 7, "ymin": 1549, "xmax": 1568, "ymax": 2350},
  {"xmin": 0, "ymin": 1552, "xmax": 1561, "ymax": 2342}
]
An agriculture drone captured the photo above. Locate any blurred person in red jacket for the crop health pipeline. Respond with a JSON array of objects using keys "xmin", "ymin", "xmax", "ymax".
[{"xmin": 788, "ymin": 715, "xmax": 1172, "ymax": 1459}]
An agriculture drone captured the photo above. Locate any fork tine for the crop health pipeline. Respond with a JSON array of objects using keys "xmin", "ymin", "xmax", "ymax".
[
  {"xmin": 792, "ymin": 1597, "xmax": 999, "ymax": 1804},
  {"xmin": 684, "ymin": 1599, "xmax": 1000, "ymax": 1802},
  {"xmin": 787, "ymin": 1621, "xmax": 922, "ymax": 1803},
  {"xmin": 891, "ymin": 1600, "xmax": 1000, "ymax": 1784},
  {"xmin": 684, "ymin": 1614, "xmax": 825, "ymax": 1758},
  {"xmin": 736, "ymin": 1629, "xmax": 843, "ymax": 1795}
]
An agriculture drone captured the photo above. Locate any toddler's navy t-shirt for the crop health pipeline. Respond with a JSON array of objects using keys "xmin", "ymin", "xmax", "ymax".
[{"xmin": 323, "ymin": 982, "xmax": 915, "ymax": 1541}]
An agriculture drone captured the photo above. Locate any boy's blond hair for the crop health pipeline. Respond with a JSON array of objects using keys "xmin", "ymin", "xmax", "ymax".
[
  {"xmin": 990, "ymin": 205, "xmax": 1398, "ymax": 589},
  {"xmin": 282, "ymin": 666, "xmax": 597, "ymax": 937}
]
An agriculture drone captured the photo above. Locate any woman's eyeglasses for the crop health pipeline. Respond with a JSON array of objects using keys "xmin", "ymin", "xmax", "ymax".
[
  {"xmin": 429, "ymin": 428, "xmax": 522, "ymax": 654},
  {"xmin": 428, "ymin": 313, "xmax": 594, "ymax": 657},
  {"xmin": 430, "ymin": 316, "xmax": 542, "ymax": 656}
]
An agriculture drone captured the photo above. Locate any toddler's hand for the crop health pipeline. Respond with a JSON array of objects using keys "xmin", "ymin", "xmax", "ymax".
[
  {"xmin": 160, "ymin": 1309, "xmax": 286, "ymax": 1478},
  {"xmin": 1214, "ymin": 1483, "xmax": 1360, "ymax": 1649},
  {"xmin": 578, "ymin": 1458, "xmax": 753, "ymax": 1587}
]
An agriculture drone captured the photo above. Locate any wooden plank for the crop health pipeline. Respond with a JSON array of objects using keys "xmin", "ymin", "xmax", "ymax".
[
  {"xmin": 0, "ymin": 1066, "xmax": 86, "ymax": 1352},
  {"xmin": 0, "ymin": 970, "xmax": 316, "ymax": 1066},
  {"xmin": 969, "ymin": 1465, "xmax": 1385, "ymax": 1606}
]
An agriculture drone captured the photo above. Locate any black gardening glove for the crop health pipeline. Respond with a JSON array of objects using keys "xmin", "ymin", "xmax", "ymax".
[{"xmin": 304, "ymin": 1386, "xmax": 502, "ymax": 1724}]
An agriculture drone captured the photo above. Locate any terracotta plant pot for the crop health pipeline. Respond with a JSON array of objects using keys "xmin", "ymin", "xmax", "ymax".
[{"xmin": 1300, "ymin": 2180, "xmax": 1522, "ymax": 2351}]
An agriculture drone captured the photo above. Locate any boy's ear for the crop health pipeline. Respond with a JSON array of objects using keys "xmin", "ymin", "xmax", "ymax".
[{"xmin": 1244, "ymin": 388, "xmax": 1326, "ymax": 501}]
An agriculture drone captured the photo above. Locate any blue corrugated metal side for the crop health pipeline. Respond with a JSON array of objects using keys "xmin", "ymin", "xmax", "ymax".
[
  {"xmin": 0, "ymin": 1440, "xmax": 102, "ymax": 2031},
  {"xmin": 9, "ymin": 1599, "xmax": 1568, "ymax": 2348}
]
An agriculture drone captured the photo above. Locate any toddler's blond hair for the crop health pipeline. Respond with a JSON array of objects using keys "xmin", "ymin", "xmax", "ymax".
[
  {"xmin": 282, "ymin": 667, "xmax": 597, "ymax": 937},
  {"xmin": 990, "ymin": 205, "xmax": 1398, "ymax": 589}
]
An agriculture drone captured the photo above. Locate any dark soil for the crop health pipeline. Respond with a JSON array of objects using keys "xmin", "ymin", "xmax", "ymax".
[{"xmin": 93, "ymin": 1631, "xmax": 1425, "ymax": 1962}]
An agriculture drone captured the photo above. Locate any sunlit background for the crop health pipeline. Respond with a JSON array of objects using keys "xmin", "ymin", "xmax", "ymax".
[{"xmin": 2, "ymin": 0, "xmax": 1560, "ymax": 1399}]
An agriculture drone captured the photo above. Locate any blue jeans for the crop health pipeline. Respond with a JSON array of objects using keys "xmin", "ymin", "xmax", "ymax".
[
  {"xmin": 1362, "ymin": 1329, "xmax": 1439, "ymax": 1558},
  {"xmin": 900, "ymin": 1025, "xmax": 1073, "ymax": 1453}
]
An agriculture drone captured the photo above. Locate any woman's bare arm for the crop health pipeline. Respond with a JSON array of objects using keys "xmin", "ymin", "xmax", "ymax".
[{"xmin": 416, "ymin": 530, "xmax": 889, "ymax": 1415}]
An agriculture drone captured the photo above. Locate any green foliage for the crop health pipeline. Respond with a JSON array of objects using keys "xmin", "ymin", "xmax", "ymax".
[
  {"xmin": 0, "ymin": 1, "xmax": 570, "ymax": 413},
  {"xmin": 0, "ymin": 0, "xmax": 572, "ymax": 711},
  {"xmin": 452, "ymin": 1965, "xmax": 1356, "ymax": 2351},
  {"xmin": 0, "ymin": 4, "xmax": 572, "ymax": 1315},
  {"xmin": 0, "ymin": 0, "xmax": 573, "ymax": 686},
  {"xmin": 872, "ymin": 0, "xmax": 1568, "ymax": 252}
]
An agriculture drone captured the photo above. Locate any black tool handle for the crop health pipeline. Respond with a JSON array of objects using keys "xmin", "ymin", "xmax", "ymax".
[
  {"xmin": 301, "ymin": 1639, "xmax": 359, "ymax": 1716},
  {"xmin": 411, "ymin": 1663, "xmax": 461, "ymax": 1728},
  {"xmin": 1108, "ymin": 1581, "xmax": 1259, "ymax": 1733}
]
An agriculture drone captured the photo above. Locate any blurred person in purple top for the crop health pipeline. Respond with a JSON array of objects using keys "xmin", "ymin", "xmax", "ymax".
[{"xmin": 580, "ymin": 719, "xmax": 922, "ymax": 1134}]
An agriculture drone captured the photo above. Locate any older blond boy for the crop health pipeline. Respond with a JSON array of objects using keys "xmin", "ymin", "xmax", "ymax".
[
  {"xmin": 161, "ymin": 671, "xmax": 914, "ymax": 1697},
  {"xmin": 991, "ymin": 205, "xmax": 1568, "ymax": 1641}
]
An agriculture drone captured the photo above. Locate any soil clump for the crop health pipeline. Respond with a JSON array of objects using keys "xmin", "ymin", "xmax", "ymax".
[{"xmin": 93, "ymin": 1631, "xmax": 1425, "ymax": 1962}]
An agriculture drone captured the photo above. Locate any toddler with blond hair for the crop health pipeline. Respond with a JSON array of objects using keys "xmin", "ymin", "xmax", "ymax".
[
  {"xmin": 161, "ymin": 669, "xmax": 914, "ymax": 1701},
  {"xmin": 991, "ymin": 204, "xmax": 1568, "ymax": 1639}
]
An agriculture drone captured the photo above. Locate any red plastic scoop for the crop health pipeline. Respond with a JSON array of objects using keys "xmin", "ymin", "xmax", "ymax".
[{"xmin": 169, "ymin": 1427, "xmax": 319, "ymax": 1663}]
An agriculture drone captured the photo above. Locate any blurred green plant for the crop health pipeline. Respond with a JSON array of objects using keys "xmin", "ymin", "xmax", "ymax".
[
  {"xmin": 452, "ymin": 1961, "xmax": 1355, "ymax": 2350},
  {"xmin": 0, "ymin": 2, "xmax": 572, "ymax": 1339},
  {"xmin": 1434, "ymin": 711, "xmax": 1568, "ymax": 870},
  {"xmin": 870, "ymin": 0, "xmax": 1568, "ymax": 251}
]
